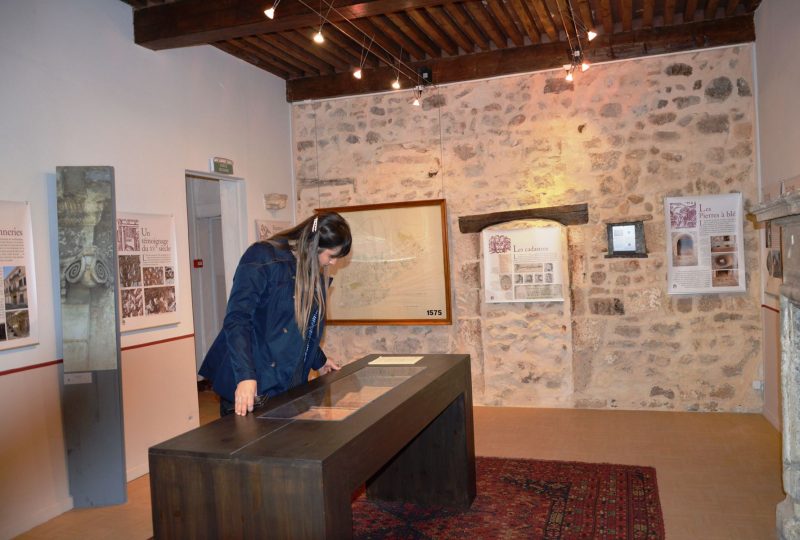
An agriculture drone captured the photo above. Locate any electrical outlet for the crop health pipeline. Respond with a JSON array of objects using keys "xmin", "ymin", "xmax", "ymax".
[{"xmin": 752, "ymin": 380, "xmax": 763, "ymax": 391}]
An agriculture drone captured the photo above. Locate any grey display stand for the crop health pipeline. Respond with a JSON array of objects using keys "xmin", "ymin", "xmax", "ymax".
[{"xmin": 56, "ymin": 166, "xmax": 126, "ymax": 507}]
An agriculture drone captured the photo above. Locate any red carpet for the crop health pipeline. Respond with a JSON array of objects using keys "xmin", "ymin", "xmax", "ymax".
[{"xmin": 352, "ymin": 456, "xmax": 665, "ymax": 539}]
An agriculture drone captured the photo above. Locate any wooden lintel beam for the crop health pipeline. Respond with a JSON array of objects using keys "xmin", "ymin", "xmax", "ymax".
[
  {"xmin": 458, "ymin": 204, "xmax": 590, "ymax": 233},
  {"xmin": 286, "ymin": 14, "xmax": 755, "ymax": 101},
  {"xmin": 133, "ymin": 0, "xmax": 451, "ymax": 50}
]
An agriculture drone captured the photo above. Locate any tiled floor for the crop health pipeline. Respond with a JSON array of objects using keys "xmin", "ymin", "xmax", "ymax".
[{"xmin": 18, "ymin": 391, "xmax": 784, "ymax": 539}]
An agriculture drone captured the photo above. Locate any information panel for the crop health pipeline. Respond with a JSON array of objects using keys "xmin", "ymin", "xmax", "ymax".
[
  {"xmin": 117, "ymin": 213, "xmax": 179, "ymax": 330},
  {"xmin": 482, "ymin": 224, "xmax": 565, "ymax": 303},
  {"xmin": 665, "ymin": 193, "xmax": 745, "ymax": 294}
]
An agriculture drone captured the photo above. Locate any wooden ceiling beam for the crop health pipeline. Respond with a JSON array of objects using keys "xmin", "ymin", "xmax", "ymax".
[
  {"xmin": 508, "ymin": 0, "xmax": 541, "ymax": 44},
  {"xmin": 369, "ymin": 15, "xmax": 427, "ymax": 60},
  {"xmin": 486, "ymin": 0, "xmax": 525, "ymax": 47},
  {"xmin": 745, "ymin": 0, "xmax": 763, "ymax": 12},
  {"xmin": 725, "ymin": 0, "xmax": 741, "ymax": 16},
  {"xmin": 348, "ymin": 17, "xmax": 408, "ymax": 63},
  {"xmin": 287, "ymin": 14, "xmax": 755, "ymax": 101},
  {"xmin": 576, "ymin": 0, "xmax": 595, "ymax": 31},
  {"xmin": 215, "ymin": 41, "xmax": 299, "ymax": 78},
  {"xmin": 271, "ymin": 35, "xmax": 343, "ymax": 73},
  {"xmin": 642, "ymin": 0, "xmax": 655, "ymax": 28},
  {"xmin": 530, "ymin": 0, "xmax": 559, "ymax": 42},
  {"xmin": 463, "ymin": 1, "xmax": 509, "ymax": 49},
  {"xmin": 664, "ymin": 0, "xmax": 677, "ymax": 25},
  {"xmin": 134, "ymin": 0, "xmax": 453, "ymax": 50},
  {"xmin": 597, "ymin": 0, "xmax": 614, "ymax": 34},
  {"xmin": 619, "ymin": 0, "xmax": 633, "ymax": 31},
  {"xmin": 385, "ymin": 12, "xmax": 442, "ymax": 58},
  {"xmin": 280, "ymin": 30, "xmax": 352, "ymax": 71},
  {"xmin": 704, "ymin": 0, "xmax": 721, "ymax": 19},
  {"xmin": 319, "ymin": 26, "xmax": 379, "ymax": 67},
  {"xmin": 684, "ymin": 0, "xmax": 699, "ymax": 22},
  {"xmin": 442, "ymin": 3, "xmax": 491, "ymax": 52},
  {"xmin": 407, "ymin": 8, "xmax": 459, "ymax": 56},
  {"xmin": 243, "ymin": 36, "xmax": 324, "ymax": 75},
  {"xmin": 425, "ymin": 5, "xmax": 474, "ymax": 53},
  {"xmin": 227, "ymin": 39, "xmax": 305, "ymax": 77}
]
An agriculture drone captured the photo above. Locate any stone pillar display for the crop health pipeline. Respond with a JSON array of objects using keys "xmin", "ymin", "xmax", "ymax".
[
  {"xmin": 56, "ymin": 166, "xmax": 126, "ymax": 507},
  {"xmin": 752, "ymin": 194, "xmax": 800, "ymax": 540}
]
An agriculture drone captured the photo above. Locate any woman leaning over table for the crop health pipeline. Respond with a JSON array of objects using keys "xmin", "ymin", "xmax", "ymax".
[{"xmin": 199, "ymin": 211, "xmax": 352, "ymax": 416}]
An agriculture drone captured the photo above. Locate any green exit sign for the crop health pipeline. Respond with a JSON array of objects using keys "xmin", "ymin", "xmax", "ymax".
[{"xmin": 211, "ymin": 157, "xmax": 234, "ymax": 175}]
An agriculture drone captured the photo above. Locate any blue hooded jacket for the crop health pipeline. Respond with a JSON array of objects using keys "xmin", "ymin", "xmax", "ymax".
[{"xmin": 198, "ymin": 241, "xmax": 327, "ymax": 402}]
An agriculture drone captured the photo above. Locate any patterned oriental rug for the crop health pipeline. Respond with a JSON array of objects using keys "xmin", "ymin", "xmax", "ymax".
[{"xmin": 352, "ymin": 456, "xmax": 665, "ymax": 540}]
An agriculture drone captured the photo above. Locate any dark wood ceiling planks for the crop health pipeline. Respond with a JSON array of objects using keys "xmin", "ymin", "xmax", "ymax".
[{"xmin": 122, "ymin": 0, "xmax": 762, "ymax": 102}]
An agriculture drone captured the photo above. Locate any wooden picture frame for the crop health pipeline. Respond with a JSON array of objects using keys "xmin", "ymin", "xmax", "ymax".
[{"xmin": 318, "ymin": 199, "xmax": 452, "ymax": 325}]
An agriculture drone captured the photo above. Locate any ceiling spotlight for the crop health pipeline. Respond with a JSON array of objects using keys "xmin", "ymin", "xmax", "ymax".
[
  {"xmin": 391, "ymin": 77, "xmax": 400, "ymax": 90},
  {"xmin": 411, "ymin": 85, "xmax": 423, "ymax": 106},
  {"xmin": 581, "ymin": 62, "xmax": 590, "ymax": 72},
  {"xmin": 313, "ymin": 30, "xmax": 324, "ymax": 44},
  {"xmin": 587, "ymin": 30, "xmax": 597, "ymax": 41},
  {"xmin": 353, "ymin": 68, "xmax": 362, "ymax": 79},
  {"xmin": 264, "ymin": 0, "xmax": 281, "ymax": 19},
  {"xmin": 565, "ymin": 70, "xmax": 574, "ymax": 82}
]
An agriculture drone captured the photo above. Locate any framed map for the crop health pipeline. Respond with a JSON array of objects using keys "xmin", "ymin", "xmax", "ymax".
[{"xmin": 319, "ymin": 200, "xmax": 452, "ymax": 325}]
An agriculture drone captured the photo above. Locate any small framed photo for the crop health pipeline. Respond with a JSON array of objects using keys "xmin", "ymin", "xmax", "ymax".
[{"xmin": 606, "ymin": 221, "xmax": 647, "ymax": 258}]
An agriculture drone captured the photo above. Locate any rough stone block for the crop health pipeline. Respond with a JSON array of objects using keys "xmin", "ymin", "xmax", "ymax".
[
  {"xmin": 615, "ymin": 325, "xmax": 641, "ymax": 338},
  {"xmin": 665, "ymin": 63, "xmax": 693, "ymax": 76},
  {"xmin": 698, "ymin": 296, "xmax": 723, "ymax": 312},
  {"xmin": 705, "ymin": 77, "xmax": 733, "ymax": 102},
  {"xmin": 589, "ymin": 298, "xmax": 625, "ymax": 315},
  {"xmin": 650, "ymin": 386, "xmax": 675, "ymax": 399}
]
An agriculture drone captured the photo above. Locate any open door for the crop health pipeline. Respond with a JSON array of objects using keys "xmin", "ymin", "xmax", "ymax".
[{"xmin": 185, "ymin": 171, "xmax": 248, "ymax": 373}]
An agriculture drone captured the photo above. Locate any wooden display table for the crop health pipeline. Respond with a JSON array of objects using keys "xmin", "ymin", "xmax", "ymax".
[{"xmin": 149, "ymin": 354, "xmax": 475, "ymax": 539}]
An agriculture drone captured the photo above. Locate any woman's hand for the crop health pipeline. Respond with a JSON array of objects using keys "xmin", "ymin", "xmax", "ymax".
[
  {"xmin": 318, "ymin": 358, "xmax": 341, "ymax": 376},
  {"xmin": 234, "ymin": 379, "xmax": 258, "ymax": 416}
]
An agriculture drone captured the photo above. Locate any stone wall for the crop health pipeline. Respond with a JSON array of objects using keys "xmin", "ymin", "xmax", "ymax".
[{"xmin": 292, "ymin": 45, "xmax": 762, "ymax": 412}]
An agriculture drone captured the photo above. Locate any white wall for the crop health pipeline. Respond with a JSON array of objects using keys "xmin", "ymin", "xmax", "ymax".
[
  {"xmin": 0, "ymin": 0, "xmax": 294, "ymax": 536},
  {"xmin": 755, "ymin": 0, "xmax": 800, "ymax": 198},
  {"xmin": 754, "ymin": 0, "xmax": 800, "ymax": 429}
]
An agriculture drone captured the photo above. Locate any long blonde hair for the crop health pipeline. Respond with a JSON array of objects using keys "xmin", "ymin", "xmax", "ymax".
[{"xmin": 268, "ymin": 212, "xmax": 351, "ymax": 336}]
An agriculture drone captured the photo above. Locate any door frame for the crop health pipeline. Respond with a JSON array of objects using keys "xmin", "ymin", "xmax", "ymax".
[{"xmin": 185, "ymin": 170, "xmax": 248, "ymax": 372}]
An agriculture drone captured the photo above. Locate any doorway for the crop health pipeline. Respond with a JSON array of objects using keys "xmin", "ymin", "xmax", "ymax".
[{"xmin": 185, "ymin": 171, "xmax": 248, "ymax": 374}]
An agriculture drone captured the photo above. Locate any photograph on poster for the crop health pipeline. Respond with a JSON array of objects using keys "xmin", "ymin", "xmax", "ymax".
[
  {"xmin": 0, "ymin": 200, "xmax": 39, "ymax": 350},
  {"xmin": 119, "ymin": 255, "xmax": 142, "ymax": 287},
  {"xmin": 671, "ymin": 232, "xmax": 698, "ymax": 266},
  {"xmin": 121, "ymin": 289, "xmax": 144, "ymax": 318}
]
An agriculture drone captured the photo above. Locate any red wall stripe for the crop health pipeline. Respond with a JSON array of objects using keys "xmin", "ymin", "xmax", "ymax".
[
  {"xmin": 0, "ymin": 334, "xmax": 195, "ymax": 377},
  {"xmin": 120, "ymin": 333, "xmax": 194, "ymax": 352},
  {"xmin": 0, "ymin": 359, "xmax": 63, "ymax": 377}
]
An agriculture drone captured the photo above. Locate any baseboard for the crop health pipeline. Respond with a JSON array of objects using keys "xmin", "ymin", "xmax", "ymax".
[
  {"xmin": 2, "ymin": 495, "xmax": 73, "ymax": 538},
  {"xmin": 126, "ymin": 461, "xmax": 150, "ymax": 482},
  {"xmin": 763, "ymin": 406, "xmax": 782, "ymax": 431}
]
